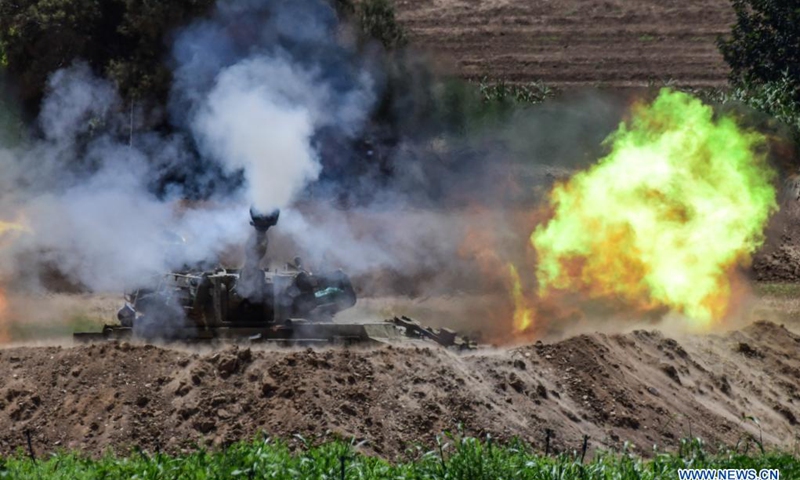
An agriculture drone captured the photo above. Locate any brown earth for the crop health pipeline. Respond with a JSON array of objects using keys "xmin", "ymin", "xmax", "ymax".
[
  {"xmin": 753, "ymin": 178, "xmax": 800, "ymax": 282},
  {"xmin": 0, "ymin": 320, "xmax": 797, "ymax": 459},
  {"xmin": 0, "ymin": 0, "xmax": 793, "ymax": 463},
  {"xmin": 392, "ymin": 0, "xmax": 734, "ymax": 88}
]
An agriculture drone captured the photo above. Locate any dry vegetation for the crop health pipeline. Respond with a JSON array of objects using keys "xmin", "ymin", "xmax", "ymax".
[{"xmin": 392, "ymin": 0, "xmax": 734, "ymax": 87}]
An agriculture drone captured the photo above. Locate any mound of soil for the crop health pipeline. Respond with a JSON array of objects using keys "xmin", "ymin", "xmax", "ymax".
[
  {"xmin": 0, "ymin": 321, "xmax": 797, "ymax": 458},
  {"xmin": 753, "ymin": 189, "xmax": 800, "ymax": 282}
]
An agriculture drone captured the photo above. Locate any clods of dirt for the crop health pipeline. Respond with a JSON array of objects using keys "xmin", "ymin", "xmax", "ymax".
[{"xmin": 0, "ymin": 322, "xmax": 797, "ymax": 459}]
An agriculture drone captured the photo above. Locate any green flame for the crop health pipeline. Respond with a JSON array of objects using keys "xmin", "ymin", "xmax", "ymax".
[{"xmin": 532, "ymin": 89, "xmax": 777, "ymax": 326}]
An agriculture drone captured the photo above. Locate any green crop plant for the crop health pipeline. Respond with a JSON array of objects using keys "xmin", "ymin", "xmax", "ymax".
[{"xmin": 1, "ymin": 434, "xmax": 798, "ymax": 479}]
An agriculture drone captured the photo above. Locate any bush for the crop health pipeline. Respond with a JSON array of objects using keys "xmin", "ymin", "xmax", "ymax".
[
  {"xmin": 726, "ymin": 75, "xmax": 800, "ymax": 133},
  {"xmin": 479, "ymin": 79, "xmax": 555, "ymax": 105},
  {"xmin": 356, "ymin": 0, "xmax": 407, "ymax": 50},
  {"xmin": 0, "ymin": 75, "xmax": 23, "ymax": 147},
  {"xmin": 694, "ymin": 74, "xmax": 800, "ymax": 149},
  {"xmin": 716, "ymin": 0, "xmax": 800, "ymax": 147}
]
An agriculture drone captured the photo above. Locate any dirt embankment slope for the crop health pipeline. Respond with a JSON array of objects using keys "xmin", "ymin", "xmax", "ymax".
[
  {"xmin": 393, "ymin": 0, "xmax": 734, "ymax": 88},
  {"xmin": 754, "ymin": 190, "xmax": 800, "ymax": 282},
  {"xmin": 0, "ymin": 321, "xmax": 796, "ymax": 458}
]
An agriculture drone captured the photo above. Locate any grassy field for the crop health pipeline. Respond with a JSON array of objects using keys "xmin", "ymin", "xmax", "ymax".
[{"xmin": 2, "ymin": 435, "xmax": 798, "ymax": 479}]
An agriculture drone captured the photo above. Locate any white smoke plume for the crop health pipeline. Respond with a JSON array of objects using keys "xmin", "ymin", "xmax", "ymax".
[
  {"xmin": 0, "ymin": 65, "xmax": 253, "ymax": 292},
  {"xmin": 192, "ymin": 57, "xmax": 321, "ymax": 212},
  {"xmin": 0, "ymin": 0, "xmax": 376, "ymax": 294},
  {"xmin": 0, "ymin": 0, "xmax": 631, "ymax": 342},
  {"xmin": 173, "ymin": 0, "xmax": 374, "ymax": 213},
  {"xmin": 191, "ymin": 55, "xmax": 372, "ymax": 212}
]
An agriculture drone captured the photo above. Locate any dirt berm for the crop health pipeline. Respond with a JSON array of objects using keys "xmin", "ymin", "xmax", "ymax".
[{"xmin": 0, "ymin": 321, "xmax": 797, "ymax": 458}]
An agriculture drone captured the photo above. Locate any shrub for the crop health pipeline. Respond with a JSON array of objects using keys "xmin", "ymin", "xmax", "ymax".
[{"xmin": 356, "ymin": 0, "xmax": 408, "ymax": 50}]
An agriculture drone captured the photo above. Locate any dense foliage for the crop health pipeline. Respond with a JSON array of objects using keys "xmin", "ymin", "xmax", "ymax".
[
  {"xmin": 716, "ymin": 0, "xmax": 800, "ymax": 145},
  {"xmin": 0, "ymin": 0, "xmax": 409, "ymax": 115},
  {"xmin": 1, "ymin": 436, "xmax": 798, "ymax": 479},
  {"xmin": 718, "ymin": 0, "xmax": 800, "ymax": 89},
  {"xmin": 0, "ymin": 0, "xmax": 216, "ymax": 110}
]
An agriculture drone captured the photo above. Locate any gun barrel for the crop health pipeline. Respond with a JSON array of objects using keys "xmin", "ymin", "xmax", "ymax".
[{"xmin": 249, "ymin": 207, "xmax": 280, "ymax": 232}]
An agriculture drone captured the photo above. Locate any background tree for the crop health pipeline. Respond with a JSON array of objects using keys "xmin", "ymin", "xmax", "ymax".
[
  {"xmin": 716, "ymin": 0, "xmax": 800, "ymax": 148},
  {"xmin": 0, "ymin": 0, "xmax": 104, "ymax": 111},
  {"xmin": 718, "ymin": 0, "xmax": 800, "ymax": 92},
  {"xmin": 0, "ymin": 0, "xmax": 214, "ymax": 114},
  {"xmin": 0, "ymin": 0, "xmax": 408, "ymax": 119}
]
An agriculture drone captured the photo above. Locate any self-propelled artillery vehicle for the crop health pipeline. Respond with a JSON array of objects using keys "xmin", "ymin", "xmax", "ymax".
[{"xmin": 74, "ymin": 209, "xmax": 473, "ymax": 349}]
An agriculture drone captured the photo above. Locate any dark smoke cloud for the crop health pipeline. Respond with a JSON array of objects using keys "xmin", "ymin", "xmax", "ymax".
[
  {"xmin": 0, "ymin": 0, "xmax": 631, "ymax": 339},
  {"xmin": 0, "ymin": 0, "xmax": 380, "ymax": 294},
  {"xmin": 0, "ymin": 63, "xmax": 251, "ymax": 291}
]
